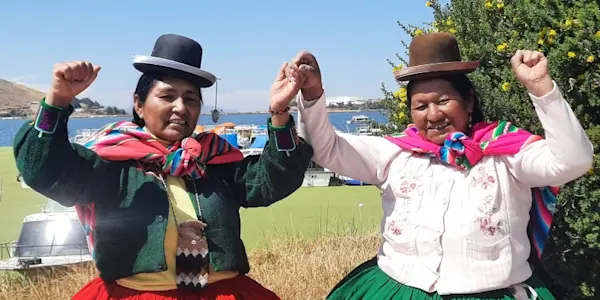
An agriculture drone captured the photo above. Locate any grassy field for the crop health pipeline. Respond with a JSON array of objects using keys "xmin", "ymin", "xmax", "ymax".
[
  {"xmin": 0, "ymin": 146, "xmax": 384, "ymax": 299},
  {"xmin": 0, "ymin": 148, "xmax": 48, "ymax": 244},
  {"xmin": 0, "ymin": 147, "xmax": 382, "ymax": 250}
]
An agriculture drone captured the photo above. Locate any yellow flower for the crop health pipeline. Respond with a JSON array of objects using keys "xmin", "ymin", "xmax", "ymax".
[
  {"xmin": 538, "ymin": 39, "xmax": 544, "ymax": 45},
  {"xmin": 397, "ymin": 111, "xmax": 406, "ymax": 119},
  {"xmin": 587, "ymin": 55, "xmax": 595, "ymax": 63},
  {"xmin": 446, "ymin": 19, "xmax": 454, "ymax": 26},
  {"xmin": 547, "ymin": 37, "xmax": 553, "ymax": 44},
  {"xmin": 497, "ymin": 43, "xmax": 508, "ymax": 52},
  {"xmin": 588, "ymin": 167, "xmax": 594, "ymax": 175},
  {"xmin": 414, "ymin": 29, "xmax": 424, "ymax": 36},
  {"xmin": 595, "ymin": 31, "xmax": 600, "ymax": 38},
  {"xmin": 399, "ymin": 87, "xmax": 407, "ymax": 98},
  {"xmin": 426, "ymin": 1, "xmax": 432, "ymax": 7},
  {"xmin": 394, "ymin": 87, "xmax": 408, "ymax": 100},
  {"xmin": 565, "ymin": 19, "xmax": 573, "ymax": 27},
  {"xmin": 568, "ymin": 51, "xmax": 576, "ymax": 59},
  {"xmin": 485, "ymin": 2, "xmax": 492, "ymax": 8},
  {"xmin": 392, "ymin": 64, "xmax": 403, "ymax": 72},
  {"xmin": 577, "ymin": 74, "xmax": 585, "ymax": 81},
  {"xmin": 449, "ymin": 28, "xmax": 457, "ymax": 34},
  {"xmin": 538, "ymin": 48, "xmax": 543, "ymax": 52},
  {"xmin": 548, "ymin": 29, "xmax": 557, "ymax": 37},
  {"xmin": 497, "ymin": 3, "xmax": 505, "ymax": 9},
  {"xmin": 502, "ymin": 82, "xmax": 511, "ymax": 91}
]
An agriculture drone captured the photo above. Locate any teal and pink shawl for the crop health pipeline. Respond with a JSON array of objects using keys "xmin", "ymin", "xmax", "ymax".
[
  {"xmin": 74, "ymin": 121, "xmax": 244, "ymax": 259},
  {"xmin": 385, "ymin": 121, "xmax": 559, "ymax": 259}
]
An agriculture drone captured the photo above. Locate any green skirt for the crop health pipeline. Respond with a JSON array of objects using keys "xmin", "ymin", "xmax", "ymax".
[{"xmin": 327, "ymin": 257, "xmax": 555, "ymax": 300}]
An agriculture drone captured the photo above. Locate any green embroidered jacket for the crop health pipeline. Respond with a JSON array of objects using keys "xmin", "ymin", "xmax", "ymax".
[{"xmin": 13, "ymin": 103, "xmax": 313, "ymax": 282}]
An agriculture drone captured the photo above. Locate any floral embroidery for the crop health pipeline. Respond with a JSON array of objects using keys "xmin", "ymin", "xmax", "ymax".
[
  {"xmin": 398, "ymin": 174, "xmax": 423, "ymax": 197},
  {"xmin": 471, "ymin": 166, "xmax": 497, "ymax": 190},
  {"xmin": 387, "ymin": 219, "xmax": 402, "ymax": 236},
  {"xmin": 475, "ymin": 215, "xmax": 503, "ymax": 236},
  {"xmin": 472, "ymin": 195, "xmax": 503, "ymax": 236}
]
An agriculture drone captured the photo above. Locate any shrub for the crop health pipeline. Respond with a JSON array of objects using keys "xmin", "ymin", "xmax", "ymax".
[{"xmin": 382, "ymin": 1, "xmax": 599, "ymax": 298}]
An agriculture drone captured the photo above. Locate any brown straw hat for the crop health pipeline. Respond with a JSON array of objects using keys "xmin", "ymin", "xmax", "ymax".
[{"xmin": 393, "ymin": 32, "xmax": 479, "ymax": 82}]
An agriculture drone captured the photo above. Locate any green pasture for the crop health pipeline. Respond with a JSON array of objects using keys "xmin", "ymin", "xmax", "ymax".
[{"xmin": 0, "ymin": 147, "xmax": 382, "ymax": 251}]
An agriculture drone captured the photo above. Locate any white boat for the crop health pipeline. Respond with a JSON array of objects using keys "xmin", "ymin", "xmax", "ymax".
[
  {"xmin": 71, "ymin": 128, "xmax": 99, "ymax": 144},
  {"xmin": 353, "ymin": 126, "xmax": 382, "ymax": 136},
  {"xmin": 346, "ymin": 115, "xmax": 370, "ymax": 124},
  {"xmin": 0, "ymin": 199, "xmax": 93, "ymax": 275},
  {"xmin": 239, "ymin": 135, "xmax": 336, "ymax": 187}
]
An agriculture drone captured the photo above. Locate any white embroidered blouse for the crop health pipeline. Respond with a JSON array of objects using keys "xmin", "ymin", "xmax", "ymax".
[{"xmin": 296, "ymin": 82, "xmax": 593, "ymax": 295}]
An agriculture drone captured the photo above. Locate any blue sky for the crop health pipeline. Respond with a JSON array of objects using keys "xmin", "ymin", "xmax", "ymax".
[{"xmin": 0, "ymin": 0, "xmax": 437, "ymax": 112}]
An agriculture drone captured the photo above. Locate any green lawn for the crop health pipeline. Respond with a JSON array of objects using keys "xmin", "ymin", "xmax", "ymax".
[
  {"xmin": 0, "ymin": 147, "xmax": 382, "ymax": 251},
  {"xmin": 0, "ymin": 148, "xmax": 48, "ymax": 244},
  {"xmin": 240, "ymin": 186, "xmax": 381, "ymax": 250}
]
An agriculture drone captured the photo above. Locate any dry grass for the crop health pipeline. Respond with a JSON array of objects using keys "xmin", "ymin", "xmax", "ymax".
[{"xmin": 0, "ymin": 231, "xmax": 380, "ymax": 300}]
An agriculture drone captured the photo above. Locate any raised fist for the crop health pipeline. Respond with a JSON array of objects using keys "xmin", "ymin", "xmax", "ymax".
[
  {"xmin": 293, "ymin": 51, "xmax": 323, "ymax": 100},
  {"xmin": 47, "ymin": 61, "xmax": 101, "ymax": 108},
  {"xmin": 510, "ymin": 50, "xmax": 553, "ymax": 97}
]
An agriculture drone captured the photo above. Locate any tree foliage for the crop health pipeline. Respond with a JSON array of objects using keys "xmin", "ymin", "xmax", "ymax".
[{"xmin": 382, "ymin": 1, "xmax": 600, "ymax": 298}]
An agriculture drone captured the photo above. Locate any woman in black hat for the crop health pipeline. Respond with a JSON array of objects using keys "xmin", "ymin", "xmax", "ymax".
[
  {"xmin": 14, "ymin": 33, "xmax": 313, "ymax": 299},
  {"xmin": 275, "ymin": 32, "xmax": 594, "ymax": 299}
]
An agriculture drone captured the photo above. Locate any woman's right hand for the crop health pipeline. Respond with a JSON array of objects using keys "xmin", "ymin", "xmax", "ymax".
[
  {"xmin": 294, "ymin": 51, "xmax": 324, "ymax": 101},
  {"xmin": 46, "ymin": 61, "xmax": 101, "ymax": 108}
]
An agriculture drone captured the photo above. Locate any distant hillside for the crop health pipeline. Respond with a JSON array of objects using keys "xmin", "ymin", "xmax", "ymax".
[{"xmin": 0, "ymin": 79, "xmax": 125, "ymax": 118}]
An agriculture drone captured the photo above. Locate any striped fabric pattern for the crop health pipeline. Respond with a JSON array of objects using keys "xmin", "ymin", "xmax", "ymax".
[{"xmin": 385, "ymin": 121, "xmax": 558, "ymax": 258}]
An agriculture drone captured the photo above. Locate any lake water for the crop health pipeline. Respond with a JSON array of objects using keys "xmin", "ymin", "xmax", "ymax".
[{"xmin": 0, "ymin": 111, "xmax": 388, "ymax": 147}]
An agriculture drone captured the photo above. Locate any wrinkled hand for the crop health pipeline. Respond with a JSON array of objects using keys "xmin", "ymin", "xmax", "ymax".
[
  {"xmin": 47, "ymin": 61, "xmax": 101, "ymax": 108},
  {"xmin": 292, "ymin": 51, "xmax": 323, "ymax": 100},
  {"xmin": 269, "ymin": 62, "xmax": 306, "ymax": 111},
  {"xmin": 510, "ymin": 50, "xmax": 553, "ymax": 97}
]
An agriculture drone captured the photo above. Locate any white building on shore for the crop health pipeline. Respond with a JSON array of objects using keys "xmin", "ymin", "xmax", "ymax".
[{"xmin": 325, "ymin": 96, "xmax": 365, "ymax": 106}]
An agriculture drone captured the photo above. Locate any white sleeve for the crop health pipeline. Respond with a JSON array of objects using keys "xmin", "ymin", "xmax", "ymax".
[
  {"xmin": 296, "ymin": 91, "xmax": 402, "ymax": 185},
  {"xmin": 502, "ymin": 82, "xmax": 594, "ymax": 187}
]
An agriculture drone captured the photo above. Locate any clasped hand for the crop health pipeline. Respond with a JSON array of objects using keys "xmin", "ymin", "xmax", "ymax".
[{"xmin": 269, "ymin": 51, "xmax": 324, "ymax": 111}]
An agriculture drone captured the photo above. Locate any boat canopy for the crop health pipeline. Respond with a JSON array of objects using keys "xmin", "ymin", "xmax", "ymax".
[{"xmin": 249, "ymin": 135, "xmax": 268, "ymax": 149}]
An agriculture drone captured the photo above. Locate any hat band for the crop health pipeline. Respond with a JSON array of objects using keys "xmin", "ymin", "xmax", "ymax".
[{"xmin": 133, "ymin": 55, "xmax": 217, "ymax": 84}]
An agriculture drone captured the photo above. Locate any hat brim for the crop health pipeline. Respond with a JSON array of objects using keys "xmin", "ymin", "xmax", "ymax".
[
  {"xmin": 133, "ymin": 55, "xmax": 217, "ymax": 88},
  {"xmin": 394, "ymin": 61, "xmax": 479, "ymax": 82}
]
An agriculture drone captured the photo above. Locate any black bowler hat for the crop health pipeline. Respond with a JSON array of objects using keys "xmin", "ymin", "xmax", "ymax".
[{"xmin": 133, "ymin": 34, "xmax": 217, "ymax": 88}]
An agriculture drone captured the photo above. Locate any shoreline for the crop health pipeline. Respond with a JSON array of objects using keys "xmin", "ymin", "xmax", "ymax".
[{"xmin": 1, "ymin": 109, "xmax": 385, "ymax": 120}]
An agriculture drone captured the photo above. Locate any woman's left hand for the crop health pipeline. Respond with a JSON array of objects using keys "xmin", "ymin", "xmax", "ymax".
[
  {"xmin": 269, "ymin": 62, "xmax": 306, "ymax": 111},
  {"xmin": 510, "ymin": 50, "xmax": 554, "ymax": 97}
]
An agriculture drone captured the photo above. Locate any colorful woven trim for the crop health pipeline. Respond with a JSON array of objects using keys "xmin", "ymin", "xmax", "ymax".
[
  {"xmin": 269, "ymin": 117, "xmax": 299, "ymax": 153},
  {"xmin": 33, "ymin": 98, "xmax": 72, "ymax": 135}
]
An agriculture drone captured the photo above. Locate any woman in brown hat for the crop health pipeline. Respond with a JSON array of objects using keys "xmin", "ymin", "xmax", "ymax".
[
  {"xmin": 14, "ymin": 33, "xmax": 313, "ymax": 299},
  {"xmin": 275, "ymin": 32, "xmax": 594, "ymax": 299}
]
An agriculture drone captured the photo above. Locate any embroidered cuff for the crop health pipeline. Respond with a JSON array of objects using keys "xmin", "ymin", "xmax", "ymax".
[
  {"xmin": 268, "ymin": 116, "xmax": 299, "ymax": 153},
  {"xmin": 34, "ymin": 98, "xmax": 73, "ymax": 135}
]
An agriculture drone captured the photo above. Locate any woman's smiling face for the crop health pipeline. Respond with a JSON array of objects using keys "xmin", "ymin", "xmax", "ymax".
[
  {"xmin": 134, "ymin": 76, "xmax": 202, "ymax": 142},
  {"xmin": 409, "ymin": 77, "xmax": 474, "ymax": 145}
]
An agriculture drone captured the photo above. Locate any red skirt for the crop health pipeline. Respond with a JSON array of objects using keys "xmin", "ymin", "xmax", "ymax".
[{"xmin": 72, "ymin": 276, "xmax": 281, "ymax": 300}]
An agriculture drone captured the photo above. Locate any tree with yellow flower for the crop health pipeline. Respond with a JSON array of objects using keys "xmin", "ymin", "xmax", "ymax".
[{"xmin": 380, "ymin": 0, "xmax": 600, "ymax": 298}]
